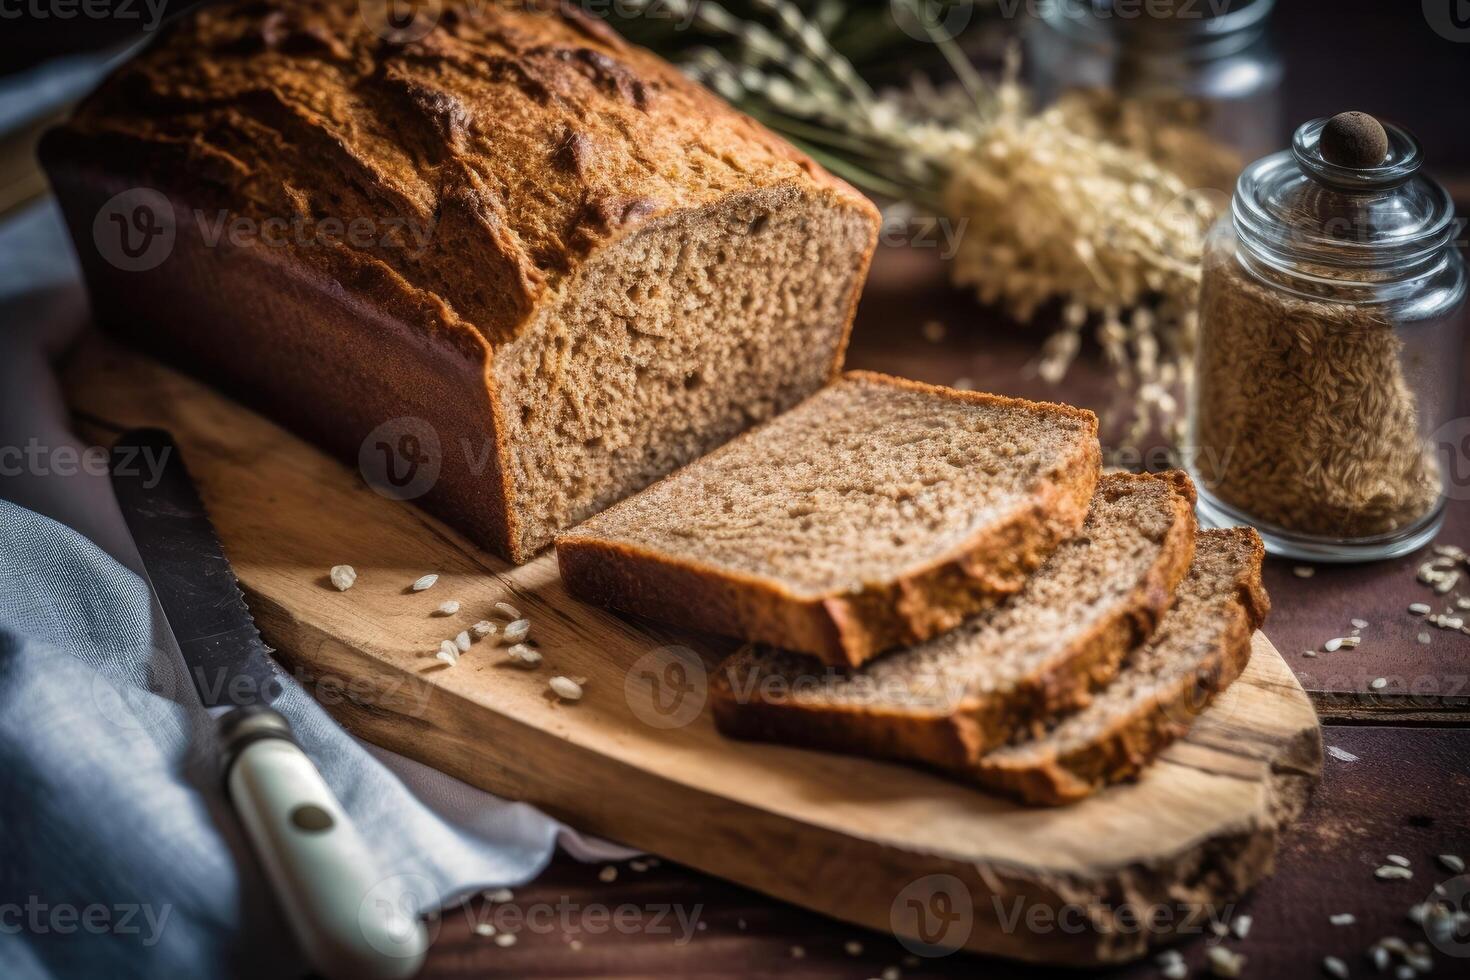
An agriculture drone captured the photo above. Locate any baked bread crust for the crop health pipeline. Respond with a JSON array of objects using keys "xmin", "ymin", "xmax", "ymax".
[
  {"xmin": 42, "ymin": 0, "xmax": 879, "ymax": 562},
  {"xmin": 974, "ymin": 527, "xmax": 1270, "ymax": 806},
  {"xmin": 46, "ymin": 0, "xmax": 873, "ymax": 346},
  {"xmin": 557, "ymin": 372, "xmax": 1102, "ymax": 668},
  {"xmin": 709, "ymin": 471, "xmax": 1198, "ymax": 763}
]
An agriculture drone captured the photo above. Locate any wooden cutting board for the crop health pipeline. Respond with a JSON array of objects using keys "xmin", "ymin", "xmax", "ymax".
[{"xmin": 63, "ymin": 336, "xmax": 1322, "ymax": 967}]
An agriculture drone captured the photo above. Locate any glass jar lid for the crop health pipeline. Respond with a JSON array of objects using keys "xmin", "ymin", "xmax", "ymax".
[{"xmin": 1232, "ymin": 116, "xmax": 1457, "ymax": 281}]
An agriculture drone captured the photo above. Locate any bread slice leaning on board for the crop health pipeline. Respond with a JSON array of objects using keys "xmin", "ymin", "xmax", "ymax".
[
  {"xmin": 973, "ymin": 527, "xmax": 1269, "ymax": 805},
  {"xmin": 709, "ymin": 471, "xmax": 1198, "ymax": 769},
  {"xmin": 557, "ymin": 372, "xmax": 1102, "ymax": 669},
  {"xmin": 41, "ymin": 0, "xmax": 881, "ymax": 563}
]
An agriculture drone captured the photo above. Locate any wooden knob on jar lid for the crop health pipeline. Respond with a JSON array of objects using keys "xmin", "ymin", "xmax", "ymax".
[{"xmin": 1318, "ymin": 111, "xmax": 1389, "ymax": 169}]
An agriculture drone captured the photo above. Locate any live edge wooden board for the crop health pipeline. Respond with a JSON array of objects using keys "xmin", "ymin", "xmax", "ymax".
[{"xmin": 64, "ymin": 336, "xmax": 1322, "ymax": 967}]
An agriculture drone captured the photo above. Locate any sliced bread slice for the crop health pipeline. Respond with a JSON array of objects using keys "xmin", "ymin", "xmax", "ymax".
[
  {"xmin": 972, "ymin": 527, "xmax": 1269, "ymax": 805},
  {"xmin": 710, "ymin": 472, "xmax": 1198, "ymax": 768},
  {"xmin": 556, "ymin": 371, "xmax": 1100, "ymax": 668}
]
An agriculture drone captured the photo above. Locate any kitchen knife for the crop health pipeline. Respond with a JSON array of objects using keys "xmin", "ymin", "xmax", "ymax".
[{"xmin": 110, "ymin": 428, "xmax": 428, "ymax": 979}]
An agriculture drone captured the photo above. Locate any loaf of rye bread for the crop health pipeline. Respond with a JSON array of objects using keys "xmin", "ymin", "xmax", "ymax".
[
  {"xmin": 41, "ymin": 0, "xmax": 880, "ymax": 562},
  {"xmin": 558, "ymin": 372, "xmax": 1101, "ymax": 668},
  {"xmin": 710, "ymin": 471, "xmax": 1197, "ymax": 762}
]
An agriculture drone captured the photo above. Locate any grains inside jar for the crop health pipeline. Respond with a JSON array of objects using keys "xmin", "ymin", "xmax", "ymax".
[{"xmin": 1191, "ymin": 239, "xmax": 1440, "ymax": 539}]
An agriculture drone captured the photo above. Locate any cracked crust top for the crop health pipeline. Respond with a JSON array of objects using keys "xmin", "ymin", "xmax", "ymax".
[{"xmin": 44, "ymin": 0, "xmax": 874, "ymax": 349}]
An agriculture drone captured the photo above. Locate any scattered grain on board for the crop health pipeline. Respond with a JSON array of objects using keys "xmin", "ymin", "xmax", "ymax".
[
  {"xmin": 549, "ymin": 676, "xmax": 584, "ymax": 701},
  {"xmin": 1329, "ymin": 912, "xmax": 1355, "ymax": 926},
  {"xmin": 1439, "ymin": 854, "xmax": 1465, "ymax": 873},
  {"xmin": 436, "ymin": 600, "xmax": 460, "ymax": 616},
  {"xmin": 1293, "ymin": 565, "xmax": 1316, "ymax": 579},
  {"xmin": 1322, "ymin": 956, "xmax": 1348, "ymax": 979},
  {"xmin": 1386, "ymin": 854, "xmax": 1410, "ymax": 867},
  {"xmin": 598, "ymin": 866, "xmax": 617, "ymax": 883},
  {"xmin": 1206, "ymin": 945, "xmax": 1244, "ymax": 978},
  {"xmin": 471, "ymin": 620, "xmax": 496, "ymax": 638},
  {"xmin": 494, "ymin": 932, "xmax": 516, "ymax": 947},
  {"xmin": 506, "ymin": 643, "xmax": 542, "ymax": 666},
  {"xmin": 329, "ymin": 565, "xmax": 356, "ymax": 591},
  {"xmin": 1375, "ymin": 865, "xmax": 1413, "ymax": 880},
  {"xmin": 412, "ymin": 573, "xmax": 438, "ymax": 592},
  {"xmin": 503, "ymin": 619, "xmax": 531, "ymax": 644},
  {"xmin": 1326, "ymin": 746, "xmax": 1359, "ymax": 762},
  {"xmin": 495, "ymin": 601, "xmax": 522, "ymax": 619},
  {"xmin": 454, "ymin": 631, "xmax": 471, "ymax": 653},
  {"xmin": 844, "ymin": 940, "xmax": 863, "ymax": 956}
]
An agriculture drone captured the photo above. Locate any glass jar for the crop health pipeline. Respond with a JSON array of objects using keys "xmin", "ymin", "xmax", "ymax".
[
  {"xmin": 1187, "ymin": 116, "xmax": 1467, "ymax": 561},
  {"xmin": 1025, "ymin": 0, "xmax": 1283, "ymax": 195}
]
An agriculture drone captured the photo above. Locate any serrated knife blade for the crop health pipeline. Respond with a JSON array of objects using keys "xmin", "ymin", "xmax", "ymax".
[
  {"xmin": 109, "ymin": 428, "xmax": 425, "ymax": 979},
  {"xmin": 110, "ymin": 428, "xmax": 282, "ymax": 707}
]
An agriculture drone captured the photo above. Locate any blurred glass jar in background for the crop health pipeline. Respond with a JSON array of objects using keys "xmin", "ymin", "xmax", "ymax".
[
  {"xmin": 1026, "ymin": 0, "xmax": 1283, "ymax": 196},
  {"xmin": 1186, "ymin": 115, "xmax": 1467, "ymax": 562}
]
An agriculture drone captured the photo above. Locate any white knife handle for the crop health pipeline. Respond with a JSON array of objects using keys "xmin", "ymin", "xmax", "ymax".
[{"xmin": 222, "ymin": 711, "xmax": 428, "ymax": 979}]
